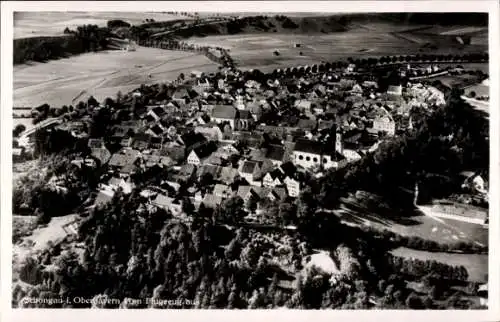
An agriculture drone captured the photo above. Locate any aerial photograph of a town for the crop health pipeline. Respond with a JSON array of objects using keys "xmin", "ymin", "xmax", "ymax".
[{"xmin": 10, "ymin": 9, "xmax": 490, "ymax": 310}]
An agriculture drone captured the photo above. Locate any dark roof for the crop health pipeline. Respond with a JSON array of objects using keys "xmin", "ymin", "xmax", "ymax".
[
  {"xmin": 265, "ymin": 145, "xmax": 285, "ymax": 162},
  {"xmin": 293, "ymin": 138, "xmax": 327, "ymax": 155},
  {"xmin": 88, "ymin": 138, "xmax": 104, "ymax": 149},
  {"xmin": 212, "ymin": 105, "xmax": 237, "ymax": 119},
  {"xmin": 237, "ymin": 110, "xmax": 253, "ymax": 120},
  {"xmin": 191, "ymin": 142, "xmax": 216, "ymax": 159},
  {"xmin": 133, "ymin": 132, "xmax": 152, "ymax": 142},
  {"xmin": 149, "ymin": 124, "xmax": 165, "ymax": 136},
  {"xmin": 279, "ymin": 161, "xmax": 297, "ymax": 176},
  {"xmin": 145, "ymin": 114, "xmax": 157, "ymax": 123},
  {"xmin": 112, "ymin": 125, "xmax": 134, "ymax": 138},
  {"xmin": 198, "ymin": 164, "xmax": 222, "ymax": 178},
  {"xmin": 318, "ymin": 120, "xmax": 335, "ymax": 131},
  {"xmin": 180, "ymin": 132, "xmax": 207, "ymax": 149},
  {"xmin": 132, "ymin": 133, "xmax": 151, "ymax": 150},
  {"xmin": 241, "ymin": 160, "xmax": 259, "ymax": 174},
  {"xmin": 266, "ymin": 168, "xmax": 286, "ymax": 181},
  {"xmin": 150, "ymin": 136, "xmax": 162, "ymax": 145},
  {"xmin": 269, "ymin": 187, "xmax": 287, "ymax": 200}
]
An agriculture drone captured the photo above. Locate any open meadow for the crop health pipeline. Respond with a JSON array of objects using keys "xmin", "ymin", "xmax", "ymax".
[
  {"xmin": 14, "ymin": 12, "xmax": 192, "ymax": 39},
  {"xmin": 391, "ymin": 247, "xmax": 488, "ymax": 283},
  {"xmin": 13, "ymin": 46, "xmax": 219, "ymax": 108},
  {"xmin": 336, "ymin": 193, "xmax": 488, "ymax": 247}
]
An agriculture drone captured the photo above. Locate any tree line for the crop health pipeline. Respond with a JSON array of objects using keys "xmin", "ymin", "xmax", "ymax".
[{"xmin": 14, "ymin": 24, "xmax": 111, "ymax": 65}]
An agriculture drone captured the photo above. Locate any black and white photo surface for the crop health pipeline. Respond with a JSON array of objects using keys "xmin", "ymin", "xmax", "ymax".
[{"xmin": 1, "ymin": 1, "xmax": 499, "ymax": 320}]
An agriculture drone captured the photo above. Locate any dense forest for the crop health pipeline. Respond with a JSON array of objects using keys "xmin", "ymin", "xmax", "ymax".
[
  {"xmin": 14, "ymin": 189, "xmax": 476, "ymax": 309},
  {"xmin": 13, "ymin": 24, "xmax": 111, "ymax": 65}
]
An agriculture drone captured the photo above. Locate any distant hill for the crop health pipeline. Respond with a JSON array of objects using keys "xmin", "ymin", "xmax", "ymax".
[
  {"xmin": 340, "ymin": 13, "xmax": 488, "ymax": 27},
  {"xmin": 149, "ymin": 15, "xmax": 349, "ymax": 40},
  {"xmin": 134, "ymin": 13, "xmax": 488, "ymax": 41}
]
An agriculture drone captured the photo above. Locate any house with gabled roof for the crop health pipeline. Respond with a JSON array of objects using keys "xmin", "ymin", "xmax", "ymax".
[
  {"xmin": 152, "ymin": 194, "xmax": 183, "ymax": 216},
  {"xmin": 265, "ymin": 187, "xmax": 287, "ymax": 202},
  {"xmin": 142, "ymin": 153, "xmax": 174, "ymax": 168},
  {"xmin": 108, "ymin": 148, "xmax": 141, "ymax": 177},
  {"xmin": 145, "ymin": 123, "xmax": 166, "ymax": 138},
  {"xmin": 195, "ymin": 123, "xmax": 223, "ymax": 141},
  {"xmin": 212, "ymin": 105, "xmax": 238, "ymax": 129},
  {"xmin": 187, "ymin": 142, "xmax": 217, "ymax": 166},
  {"xmin": 371, "ymin": 109, "xmax": 396, "ymax": 136},
  {"xmin": 238, "ymin": 160, "xmax": 261, "ymax": 184},
  {"xmin": 179, "ymin": 131, "xmax": 208, "ymax": 156},
  {"xmin": 147, "ymin": 106, "xmax": 166, "ymax": 121},
  {"xmin": 132, "ymin": 133, "xmax": 152, "ymax": 151},
  {"xmin": 237, "ymin": 185, "xmax": 261, "ymax": 203},
  {"xmin": 262, "ymin": 168, "xmax": 286, "ymax": 188},
  {"xmin": 197, "ymin": 164, "xmax": 222, "ymax": 181},
  {"xmin": 350, "ymin": 84, "xmax": 364, "ymax": 96},
  {"xmin": 284, "ymin": 176, "xmax": 301, "ymax": 197},
  {"xmin": 265, "ymin": 144, "xmax": 286, "ymax": 166}
]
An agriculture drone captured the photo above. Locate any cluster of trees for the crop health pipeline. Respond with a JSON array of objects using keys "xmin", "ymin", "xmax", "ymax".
[
  {"xmin": 386, "ymin": 254, "xmax": 469, "ymax": 282},
  {"xmin": 14, "ymin": 24, "xmax": 111, "ymax": 65},
  {"xmin": 13, "ymin": 124, "xmax": 26, "ymax": 138},
  {"xmin": 359, "ymin": 225, "xmax": 487, "ymax": 254}
]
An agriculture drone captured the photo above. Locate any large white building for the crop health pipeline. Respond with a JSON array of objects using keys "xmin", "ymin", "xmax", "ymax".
[{"xmin": 292, "ymin": 137, "xmax": 345, "ymax": 170}]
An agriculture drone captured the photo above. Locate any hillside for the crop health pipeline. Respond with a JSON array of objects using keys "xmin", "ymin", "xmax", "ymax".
[{"xmin": 148, "ymin": 15, "xmax": 349, "ymax": 40}]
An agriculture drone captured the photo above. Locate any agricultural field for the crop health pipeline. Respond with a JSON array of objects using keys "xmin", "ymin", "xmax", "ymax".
[
  {"xmin": 14, "ymin": 12, "xmax": 191, "ymax": 39},
  {"xmin": 391, "ymin": 247, "xmax": 488, "ymax": 283},
  {"xmin": 187, "ymin": 25, "xmax": 488, "ymax": 72},
  {"xmin": 13, "ymin": 47, "xmax": 219, "ymax": 108}
]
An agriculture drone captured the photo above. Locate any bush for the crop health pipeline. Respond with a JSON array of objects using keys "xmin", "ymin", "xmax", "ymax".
[
  {"xmin": 107, "ymin": 19, "xmax": 131, "ymax": 29},
  {"xmin": 13, "ymin": 124, "xmax": 26, "ymax": 137}
]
